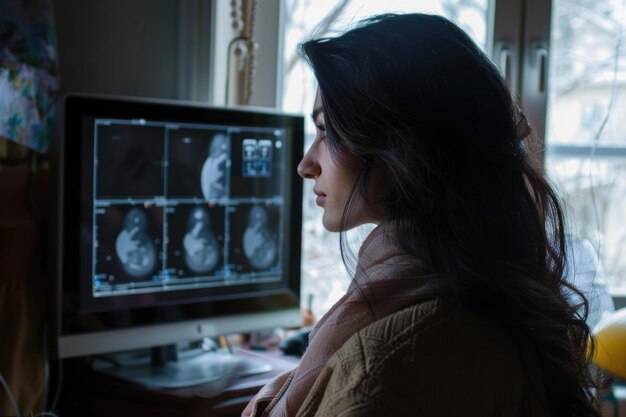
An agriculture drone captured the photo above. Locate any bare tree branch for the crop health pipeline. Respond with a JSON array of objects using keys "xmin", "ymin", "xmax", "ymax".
[{"xmin": 284, "ymin": 0, "xmax": 353, "ymax": 77}]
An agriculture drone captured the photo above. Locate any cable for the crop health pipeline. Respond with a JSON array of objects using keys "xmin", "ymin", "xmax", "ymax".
[
  {"xmin": 244, "ymin": 0, "xmax": 258, "ymax": 105},
  {"xmin": 47, "ymin": 357, "xmax": 63, "ymax": 414},
  {"xmin": 43, "ymin": 325, "xmax": 50, "ymax": 409},
  {"xmin": 0, "ymin": 370, "xmax": 21, "ymax": 417},
  {"xmin": 0, "ymin": 360, "xmax": 60, "ymax": 417},
  {"xmin": 42, "ymin": 324, "xmax": 63, "ymax": 414}
]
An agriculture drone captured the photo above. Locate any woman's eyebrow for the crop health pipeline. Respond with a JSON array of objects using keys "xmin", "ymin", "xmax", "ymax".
[{"xmin": 311, "ymin": 107, "xmax": 324, "ymax": 123}]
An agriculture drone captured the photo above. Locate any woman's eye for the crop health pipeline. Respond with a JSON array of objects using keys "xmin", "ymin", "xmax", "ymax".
[{"xmin": 315, "ymin": 125, "xmax": 327, "ymax": 141}]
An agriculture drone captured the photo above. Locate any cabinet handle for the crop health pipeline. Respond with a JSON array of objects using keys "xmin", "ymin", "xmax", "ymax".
[
  {"xmin": 494, "ymin": 41, "xmax": 516, "ymax": 93},
  {"xmin": 536, "ymin": 46, "xmax": 548, "ymax": 93},
  {"xmin": 499, "ymin": 46, "xmax": 512, "ymax": 82},
  {"xmin": 531, "ymin": 42, "xmax": 549, "ymax": 94}
]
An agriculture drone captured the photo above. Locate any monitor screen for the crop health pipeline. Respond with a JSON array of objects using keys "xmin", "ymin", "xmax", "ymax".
[{"xmin": 57, "ymin": 95, "xmax": 303, "ymax": 360}]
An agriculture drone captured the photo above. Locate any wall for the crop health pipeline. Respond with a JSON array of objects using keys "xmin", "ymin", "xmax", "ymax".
[{"xmin": 52, "ymin": 0, "xmax": 180, "ymax": 99}]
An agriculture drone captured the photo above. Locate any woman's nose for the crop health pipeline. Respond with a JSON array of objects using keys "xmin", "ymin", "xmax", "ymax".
[{"xmin": 297, "ymin": 147, "xmax": 319, "ymax": 179}]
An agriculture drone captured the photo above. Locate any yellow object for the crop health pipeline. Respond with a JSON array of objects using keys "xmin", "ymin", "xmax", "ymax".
[{"xmin": 593, "ymin": 308, "xmax": 626, "ymax": 380}]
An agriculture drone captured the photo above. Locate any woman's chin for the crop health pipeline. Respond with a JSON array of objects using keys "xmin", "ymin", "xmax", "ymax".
[{"xmin": 321, "ymin": 214, "xmax": 341, "ymax": 233}]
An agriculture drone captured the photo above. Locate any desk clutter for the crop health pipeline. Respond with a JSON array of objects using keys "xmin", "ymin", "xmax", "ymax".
[
  {"xmin": 55, "ymin": 294, "xmax": 317, "ymax": 416},
  {"xmin": 58, "ymin": 340, "xmax": 301, "ymax": 417}
]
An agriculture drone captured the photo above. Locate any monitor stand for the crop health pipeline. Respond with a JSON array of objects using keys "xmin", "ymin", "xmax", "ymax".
[{"xmin": 92, "ymin": 343, "xmax": 272, "ymax": 392}]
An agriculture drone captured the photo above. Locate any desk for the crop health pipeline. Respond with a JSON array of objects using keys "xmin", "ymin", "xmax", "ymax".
[{"xmin": 58, "ymin": 347, "xmax": 300, "ymax": 417}]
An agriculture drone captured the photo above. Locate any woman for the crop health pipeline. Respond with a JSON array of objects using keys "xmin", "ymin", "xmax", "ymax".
[{"xmin": 243, "ymin": 13, "xmax": 599, "ymax": 417}]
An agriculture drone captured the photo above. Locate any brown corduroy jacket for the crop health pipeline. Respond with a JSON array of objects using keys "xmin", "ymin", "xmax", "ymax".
[{"xmin": 294, "ymin": 298, "xmax": 551, "ymax": 417}]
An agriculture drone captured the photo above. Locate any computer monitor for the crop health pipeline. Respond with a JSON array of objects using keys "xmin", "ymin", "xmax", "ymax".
[{"xmin": 55, "ymin": 94, "xmax": 303, "ymax": 387}]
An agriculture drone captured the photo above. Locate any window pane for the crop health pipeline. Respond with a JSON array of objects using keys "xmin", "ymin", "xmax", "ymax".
[
  {"xmin": 549, "ymin": 158, "xmax": 626, "ymax": 290},
  {"xmin": 546, "ymin": 0, "xmax": 626, "ymax": 292},
  {"xmin": 282, "ymin": 0, "xmax": 489, "ymax": 317}
]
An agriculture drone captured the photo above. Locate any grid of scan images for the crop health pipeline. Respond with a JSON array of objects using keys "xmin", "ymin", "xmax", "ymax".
[{"xmin": 91, "ymin": 119, "xmax": 286, "ymax": 297}]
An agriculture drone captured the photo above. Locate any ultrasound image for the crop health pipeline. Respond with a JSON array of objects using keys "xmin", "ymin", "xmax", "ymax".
[
  {"xmin": 201, "ymin": 134, "xmax": 229, "ymax": 201},
  {"xmin": 229, "ymin": 131, "xmax": 283, "ymax": 198},
  {"xmin": 168, "ymin": 128, "xmax": 229, "ymax": 200},
  {"xmin": 228, "ymin": 204, "xmax": 279, "ymax": 273},
  {"xmin": 95, "ymin": 205, "xmax": 163, "ymax": 284},
  {"xmin": 91, "ymin": 121, "xmax": 286, "ymax": 295},
  {"xmin": 96, "ymin": 124, "xmax": 165, "ymax": 199},
  {"xmin": 167, "ymin": 204, "xmax": 225, "ymax": 278}
]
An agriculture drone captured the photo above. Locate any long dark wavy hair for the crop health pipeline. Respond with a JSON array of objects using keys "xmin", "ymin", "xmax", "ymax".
[{"xmin": 300, "ymin": 13, "xmax": 599, "ymax": 417}]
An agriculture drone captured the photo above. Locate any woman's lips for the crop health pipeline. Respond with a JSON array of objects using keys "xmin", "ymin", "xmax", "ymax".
[{"xmin": 314, "ymin": 189, "xmax": 326, "ymax": 206}]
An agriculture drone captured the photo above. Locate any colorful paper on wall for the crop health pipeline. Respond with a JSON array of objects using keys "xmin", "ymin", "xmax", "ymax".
[{"xmin": 0, "ymin": 0, "xmax": 59, "ymax": 153}]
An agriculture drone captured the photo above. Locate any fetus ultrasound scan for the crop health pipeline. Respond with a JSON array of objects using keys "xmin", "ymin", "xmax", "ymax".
[
  {"xmin": 94, "ymin": 205, "xmax": 163, "ymax": 293},
  {"xmin": 168, "ymin": 129, "xmax": 229, "ymax": 200},
  {"xmin": 228, "ymin": 204, "xmax": 280, "ymax": 274},
  {"xmin": 229, "ymin": 131, "xmax": 283, "ymax": 198},
  {"xmin": 96, "ymin": 124, "xmax": 165, "ymax": 199},
  {"xmin": 166, "ymin": 205, "xmax": 225, "ymax": 277},
  {"xmin": 88, "ymin": 117, "xmax": 289, "ymax": 298},
  {"xmin": 201, "ymin": 133, "xmax": 229, "ymax": 201}
]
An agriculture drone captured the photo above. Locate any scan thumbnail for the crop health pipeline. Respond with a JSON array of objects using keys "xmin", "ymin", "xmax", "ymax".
[
  {"xmin": 168, "ymin": 128, "xmax": 229, "ymax": 201},
  {"xmin": 96, "ymin": 124, "xmax": 165, "ymax": 199},
  {"xmin": 229, "ymin": 131, "xmax": 283, "ymax": 198},
  {"xmin": 95, "ymin": 205, "xmax": 163, "ymax": 286},
  {"xmin": 228, "ymin": 203, "xmax": 280, "ymax": 274},
  {"xmin": 167, "ymin": 204, "xmax": 225, "ymax": 278}
]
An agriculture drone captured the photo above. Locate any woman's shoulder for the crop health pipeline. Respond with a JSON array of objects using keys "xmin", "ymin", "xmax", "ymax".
[
  {"xmin": 297, "ymin": 298, "xmax": 550, "ymax": 417},
  {"xmin": 337, "ymin": 297, "xmax": 526, "ymax": 370}
]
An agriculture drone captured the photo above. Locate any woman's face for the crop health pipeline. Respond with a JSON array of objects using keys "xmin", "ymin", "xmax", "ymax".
[{"xmin": 297, "ymin": 89, "xmax": 380, "ymax": 232}]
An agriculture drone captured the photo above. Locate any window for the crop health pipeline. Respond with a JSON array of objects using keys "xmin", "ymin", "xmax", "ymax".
[
  {"xmin": 273, "ymin": 0, "xmax": 626, "ymax": 318},
  {"xmin": 545, "ymin": 0, "xmax": 626, "ymax": 293}
]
